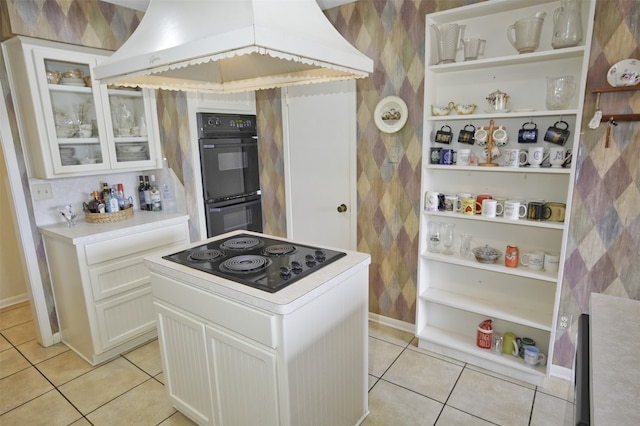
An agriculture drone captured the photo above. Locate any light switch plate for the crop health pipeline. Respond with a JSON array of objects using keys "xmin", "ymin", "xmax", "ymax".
[{"xmin": 32, "ymin": 183, "xmax": 53, "ymax": 200}]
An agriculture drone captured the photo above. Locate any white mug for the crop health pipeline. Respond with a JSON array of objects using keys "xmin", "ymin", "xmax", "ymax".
[
  {"xmin": 504, "ymin": 200, "xmax": 527, "ymax": 220},
  {"xmin": 503, "ymin": 149, "xmax": 528, "ymax": 167},
  {"xmin": 528, "ymin": 147, "xmax": 548, "ymax": 168},
  {"xmin": 492, "ymin": 125, "xmax": 508, "ymax": 145},
  {"xmin": 481, "ymin": 199, "xmax": 503, "ymax": 218},
  {"xmin": 521, "ymin": 250, "xmax": 545, "ymax": 270},
  {"xmin": 494, "ymin": 197, "xmax": 506, "ymax": 217},
  {"xmin": 457, "ymin": 149, "xmax": 472, "ymax": 166},
  {"xmin": 524, "ymin": 345, "xmax": 546, "ymax": 367},
  {"xmin": 475, "ymin": 128, "xmax": 488, "ymax": 144},
  {"xmin": 544, "ymin": 252, "xmax": 560, "ymax": 272},
  {"xmin": 549, "ymin": 146, "xmax": 572, "ymax": 168},
  {"xmin": 445, "ymin": 194, "xmax": 459, "ymax": 212},
  {"xmin": 456, "ymin": 192, "xmax": 472, "ymax": 211},
  {"xmin": 425, "ymin": 191, "xmax": 440, "ymax": 211}
]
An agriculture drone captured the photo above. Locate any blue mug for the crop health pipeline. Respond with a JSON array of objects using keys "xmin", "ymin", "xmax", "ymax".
[{"xmin": 440, "ymin": 148, "xmax": 454, "ymax": 165}]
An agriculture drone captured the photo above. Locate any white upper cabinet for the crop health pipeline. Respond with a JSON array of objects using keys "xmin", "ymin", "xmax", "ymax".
[{"xmin": 2, "ymin": 36, "xmax": 161, "ymax": 179}]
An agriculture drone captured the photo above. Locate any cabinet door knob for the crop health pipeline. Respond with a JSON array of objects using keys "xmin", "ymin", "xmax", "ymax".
[{"xmin": 337, "ymin": 204, "xmax": 347, "ymax": 213}]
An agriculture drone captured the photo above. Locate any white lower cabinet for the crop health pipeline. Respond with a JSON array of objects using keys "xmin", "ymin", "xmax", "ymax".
[
  {"xmin": 155, "ymin": 302, "xmax": 278, "ymax": 426},
  {"xmin": 41, "ymin": 216, "xmax": 189, "ymax": 365}
]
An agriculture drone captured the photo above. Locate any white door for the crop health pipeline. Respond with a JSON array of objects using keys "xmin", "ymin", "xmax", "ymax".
[{"xmin": 282, "ymin": 80, "xmax": 357, "ymax": 250}]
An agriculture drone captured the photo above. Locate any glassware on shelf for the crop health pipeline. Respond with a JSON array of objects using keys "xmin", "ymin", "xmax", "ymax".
[
  {"xmin": 460, "ymin": 234, "xmax": 472, "ymax": 258},
  {"xmin": 428, "ymin": 220, "xmax": 442, "ymax": 253},
  {"xmin": 441, "ymin": 223, "xmax": 456, "ymax": 255}
]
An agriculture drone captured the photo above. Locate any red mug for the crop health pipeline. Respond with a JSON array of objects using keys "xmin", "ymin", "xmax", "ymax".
[{"xmin": 476, "ymin": 194, "xmax": 493, "ymax": 214}]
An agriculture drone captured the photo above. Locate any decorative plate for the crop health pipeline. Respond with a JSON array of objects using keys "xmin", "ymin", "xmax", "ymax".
[
  {"xmin": 607, "ymin": 59, "xmax": 640, "ymax": 87},
  {"xmin": 374, "ymin": 96, "xmax": 408, "ymax": 134}
]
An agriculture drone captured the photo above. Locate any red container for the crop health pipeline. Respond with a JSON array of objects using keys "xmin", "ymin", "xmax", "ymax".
[
  {"xmin": 505, "ymin": 245, "xmax": 519, "ymax": 268},
  {"xmin": 477, "ymin": 319, "xmax": 493, "ymax": 349}
]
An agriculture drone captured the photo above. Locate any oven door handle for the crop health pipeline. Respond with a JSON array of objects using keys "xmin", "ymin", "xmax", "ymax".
[{"xmin": 201, "ymin": 141, "xmax": 257, "ymax": 149}]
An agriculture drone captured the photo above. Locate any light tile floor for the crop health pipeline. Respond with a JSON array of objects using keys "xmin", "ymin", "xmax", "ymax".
[{"xmin": 1, "ymin": 302, "xmax": 575, "ymax": 425}]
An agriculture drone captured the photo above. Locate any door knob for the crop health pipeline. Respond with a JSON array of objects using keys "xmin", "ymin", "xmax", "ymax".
[{"xmin": 337, "ymin": 204, "xmax": 347, "ymax": 213}]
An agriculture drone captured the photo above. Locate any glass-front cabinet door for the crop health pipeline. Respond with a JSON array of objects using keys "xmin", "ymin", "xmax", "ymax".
[
  {"xmin": 33, "ymin": 49, "xmax": 111, "ymax": 175},
  {"xmin": 104, "ymin": 87, "xmax": 159, "ymax": 169}
]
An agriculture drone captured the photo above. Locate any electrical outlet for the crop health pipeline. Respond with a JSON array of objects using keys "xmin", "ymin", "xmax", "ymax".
[
  {"xmin": 32, "ymin": 183, "xmax": 53, "ymax": 201},
  {"xmin": 558, "ymin": 312, "xmax": 572, "ymax": 331}
]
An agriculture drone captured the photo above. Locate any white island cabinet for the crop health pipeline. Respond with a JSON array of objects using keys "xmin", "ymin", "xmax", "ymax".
[
  {"xmin": 39, "ymin": 213, "xmax": 189, "ymax": 365},
  {"xmin": 144, "ymin": 231, "xmax": 371, "ymax": 426},
  {"xmin": 418, "ymin": 0, "xmax": 595, "ymax": 385},
  {"xmin": 2, "ymin": 36, "xmax": 162, "ymax": 179}
]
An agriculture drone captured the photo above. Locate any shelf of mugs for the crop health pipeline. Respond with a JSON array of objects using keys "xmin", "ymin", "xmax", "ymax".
[
  {"xmin": 424, "ymin": 164, "xmax": 571, "ymax": 174},
  {"xmin": 420, "ymin": 250, "xmax": 558, "ymax": 283},
  {"xmin": 423, "ymin": 210, "xmax": 565, "ymax": 230},
  {"xmin": 415, "ymin": 326, "xmax": 547, "ymax": 378},
  {"xmin": 421, "ymin": 288, "xmax": 553, "ymax": 331}
]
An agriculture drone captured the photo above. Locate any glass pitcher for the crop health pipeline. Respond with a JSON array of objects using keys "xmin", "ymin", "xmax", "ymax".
[
  {"xmin": 431, "ymin": 24, "xmax": 465, "ymax": 64},
  {"xmin": 552, "ymin": 0, "xmax": 582, "ymax": 49}
]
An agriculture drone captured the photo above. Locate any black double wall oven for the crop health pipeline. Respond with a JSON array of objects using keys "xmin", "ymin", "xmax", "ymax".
[{"xmin": 197, "ymin": 113, "xmax": 263, "ymax": 237}]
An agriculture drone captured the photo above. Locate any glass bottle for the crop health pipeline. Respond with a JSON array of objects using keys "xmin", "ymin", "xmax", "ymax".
[
  {"xmin": 117, "ymin": 183, "xmax": 125, "ymax": 210},
  {"xmin": 552, "ymin": 0, "xmax": 582, "ymax": 49},
  {"xmin": 150, "ymin": 174, "xmax": 162, "ymax": 211},
  {"xmin": 143, "ymin": 175, "xmax": 152, "ymax": 211},
  {"xmin": 138, "ymin": 175, "xmax": 146, "ymax": 210}
]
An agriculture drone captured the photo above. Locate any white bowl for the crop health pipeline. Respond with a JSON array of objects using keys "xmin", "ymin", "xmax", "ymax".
[{"xmin": 117, "ymin": 144, "xmax": 144, "ymax": 153}]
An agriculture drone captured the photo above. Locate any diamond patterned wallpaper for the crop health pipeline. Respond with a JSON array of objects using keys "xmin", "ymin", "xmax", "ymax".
[{"xmin": 2, "ymin": 0, "xmax": 639, "ymax": 371}]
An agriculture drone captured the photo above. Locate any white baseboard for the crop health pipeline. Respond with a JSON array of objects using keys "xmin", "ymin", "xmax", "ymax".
[
  {"xmin": 0, "ymin": 293, "xmax": 30, "ymax": 310},
  {"xmin": 368, "ymin": 312, "xmax": 415, "ymax": 334},
  {"xmin": 550, "ymin": 364, "xmax": 574, "ymax": 382}
]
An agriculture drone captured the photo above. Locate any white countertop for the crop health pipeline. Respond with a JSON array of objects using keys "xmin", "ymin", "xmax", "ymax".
[
  {"xmin": 144, "ymin": 230, "xmax": 372, "ymax": 315},
  {"xmin": 38, "ymin": 211, "xmax": 189, "ymax": 245},
  {"xmin": 590, "ymin": 293, "xmax": 640, "ymax": 425}
]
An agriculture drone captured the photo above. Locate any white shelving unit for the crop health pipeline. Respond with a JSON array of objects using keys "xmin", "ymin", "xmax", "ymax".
[{"xmin": 417, "ymin": 0, "xmax": 596, "ymax": 385}]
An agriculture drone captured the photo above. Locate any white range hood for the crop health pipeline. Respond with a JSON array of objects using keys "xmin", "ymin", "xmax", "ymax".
[{"xmin": 93, "ymin": 0, "xmax": 373, "ymax": 94}]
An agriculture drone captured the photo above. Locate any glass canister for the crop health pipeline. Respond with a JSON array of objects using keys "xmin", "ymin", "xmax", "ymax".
[{"xmin": 552, "ymin": 0, "xmax": 582, "ymax": 49}]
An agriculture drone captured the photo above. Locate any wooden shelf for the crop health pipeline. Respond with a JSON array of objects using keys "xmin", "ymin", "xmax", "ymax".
[{"xmin": 593, "ymin": 85, "xmax": 640, "ymax": 123}]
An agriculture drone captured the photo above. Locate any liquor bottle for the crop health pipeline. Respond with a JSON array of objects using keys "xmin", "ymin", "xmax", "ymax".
[
  {"xmin": 150, "ymin": 174, "xmax": 162, "ymax": 211},
  {"xmin": 106, "ymin": 188, "xmax": 120, "ymax": 212},
  {"xmin": 101, "ymin": 182, "xmax": 109, "ymax": 202},
  {"xmin": 138, "ymin": 176, "xmax": 146, "ymax": 210},
  {"xmin": 87, "ymin": 191, "xmax": 101, "ymax": 213},
  {"xmin": 143, "ymin": 175, "xmax": 152, "ymax": 211},
  {"xmin": 159, "ymin": 158, "xmax": 177, "ymax": 214},
  {"xmin": 117, "ymin": 183, "xmax": 125, "ymax": 210}
]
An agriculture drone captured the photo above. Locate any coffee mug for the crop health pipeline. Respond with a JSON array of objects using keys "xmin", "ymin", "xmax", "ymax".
[
  {"xmin": 502, "ymin": 332, "xmax": 517, "ymax": 355},
  {"xmin": 503, "ymin": 149, "xmax": 528, "ymax": 167},
  {"xmin": 430, "ymin": 147, "xmax": 442, "ymax": 164},
  {"xmin": 461, "ymin": 197, "xmax": 476, "ymax": 215},
  {"xmin": 527, "ymin": 146, "xmax": 548, "ymax": 168},
  {"xmin": 474, "ymin": 128, "xmax": 488, "ymax": 145},
  {"xmin": 518, "ymin": 122, "xmax": 538, "ymax": 143},
  {"xmin": 514, "ymin": 337, "xmax": 536, "ymax": 358},
  {"xmin": 504, "ymin": 200, "xmax": 527, "ymax": 220},
  {"xmin": 524, "ymin": 345, "xmax": 546, "ymax": 367},
  {"xmin": 425, "ymin": 191, "xmax": 440, "ymax": 211},
  {"xmin": 544, "ymin": 120, "xmax": 571, "ymax": 145},
  {"xmin": 492, "ymin": 125, "xmax": 508, "ymax": 146},
  {"xmin": 457, "ymin": 149, "xmax": 471, "ymax": 166},
  {"xmin": 435, "ymin": 125, "xmax": 453, "ymax": 144},
  {"xmin": 521, "ymin": 250, "xmax": 545, "ymax": 270},
  {"xmin": 544, "ymin": 252, "xmax": 560, "ymax": 272},
  {"xmin": 549, "ymin": 146, "xmax": 572, "ymax": 168},
  {"xmin": 456, "ymin": 193, "xmax": 472, "ymax": 211},
  {"xmin": 458, "ymin": 124, "xmax": 476, "ymax": 145},
  {"xmin": 476, "ymin": 194, "xmax": 492, "ymax": 215},
  {"xmin": 445, "ymin": 194, "xmax": 459, "ymax": 212},
  {"xmin": 481, "ymin": 199, "xmax": 503, "ymax": 218},
  {"xmin": 527, "ymin": 201, "xmax": 552, "ymax": 221},
  {"xmin": 438, "ymin": 193, "xmax": 446, "ymax": 211},
  {"xmin": 546, "ymin": 202, "xmax": 566, "ymax": 222},
  {"xmin": 440, "ymin": 148, "xmax": 454, "ymax": 165},
  {"xmin": 494, "ymin": 197, "xmax": 506, "ymax": 217}
]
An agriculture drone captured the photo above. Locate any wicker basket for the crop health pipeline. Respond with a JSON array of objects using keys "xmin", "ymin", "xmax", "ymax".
[{"xmin": 85, "ymin": 207, "xmax": 134, "ymax": 223}]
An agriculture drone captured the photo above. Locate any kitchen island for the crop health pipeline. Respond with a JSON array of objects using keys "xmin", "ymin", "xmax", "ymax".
[{"xmin": 144, "ymin": 231, "xmax": 371, "ymax": 426}]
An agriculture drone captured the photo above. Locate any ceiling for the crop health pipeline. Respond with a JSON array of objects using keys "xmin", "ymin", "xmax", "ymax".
[{"xmin": 102, "ymin": 0, "xmax": 356, "ymax": 12}]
